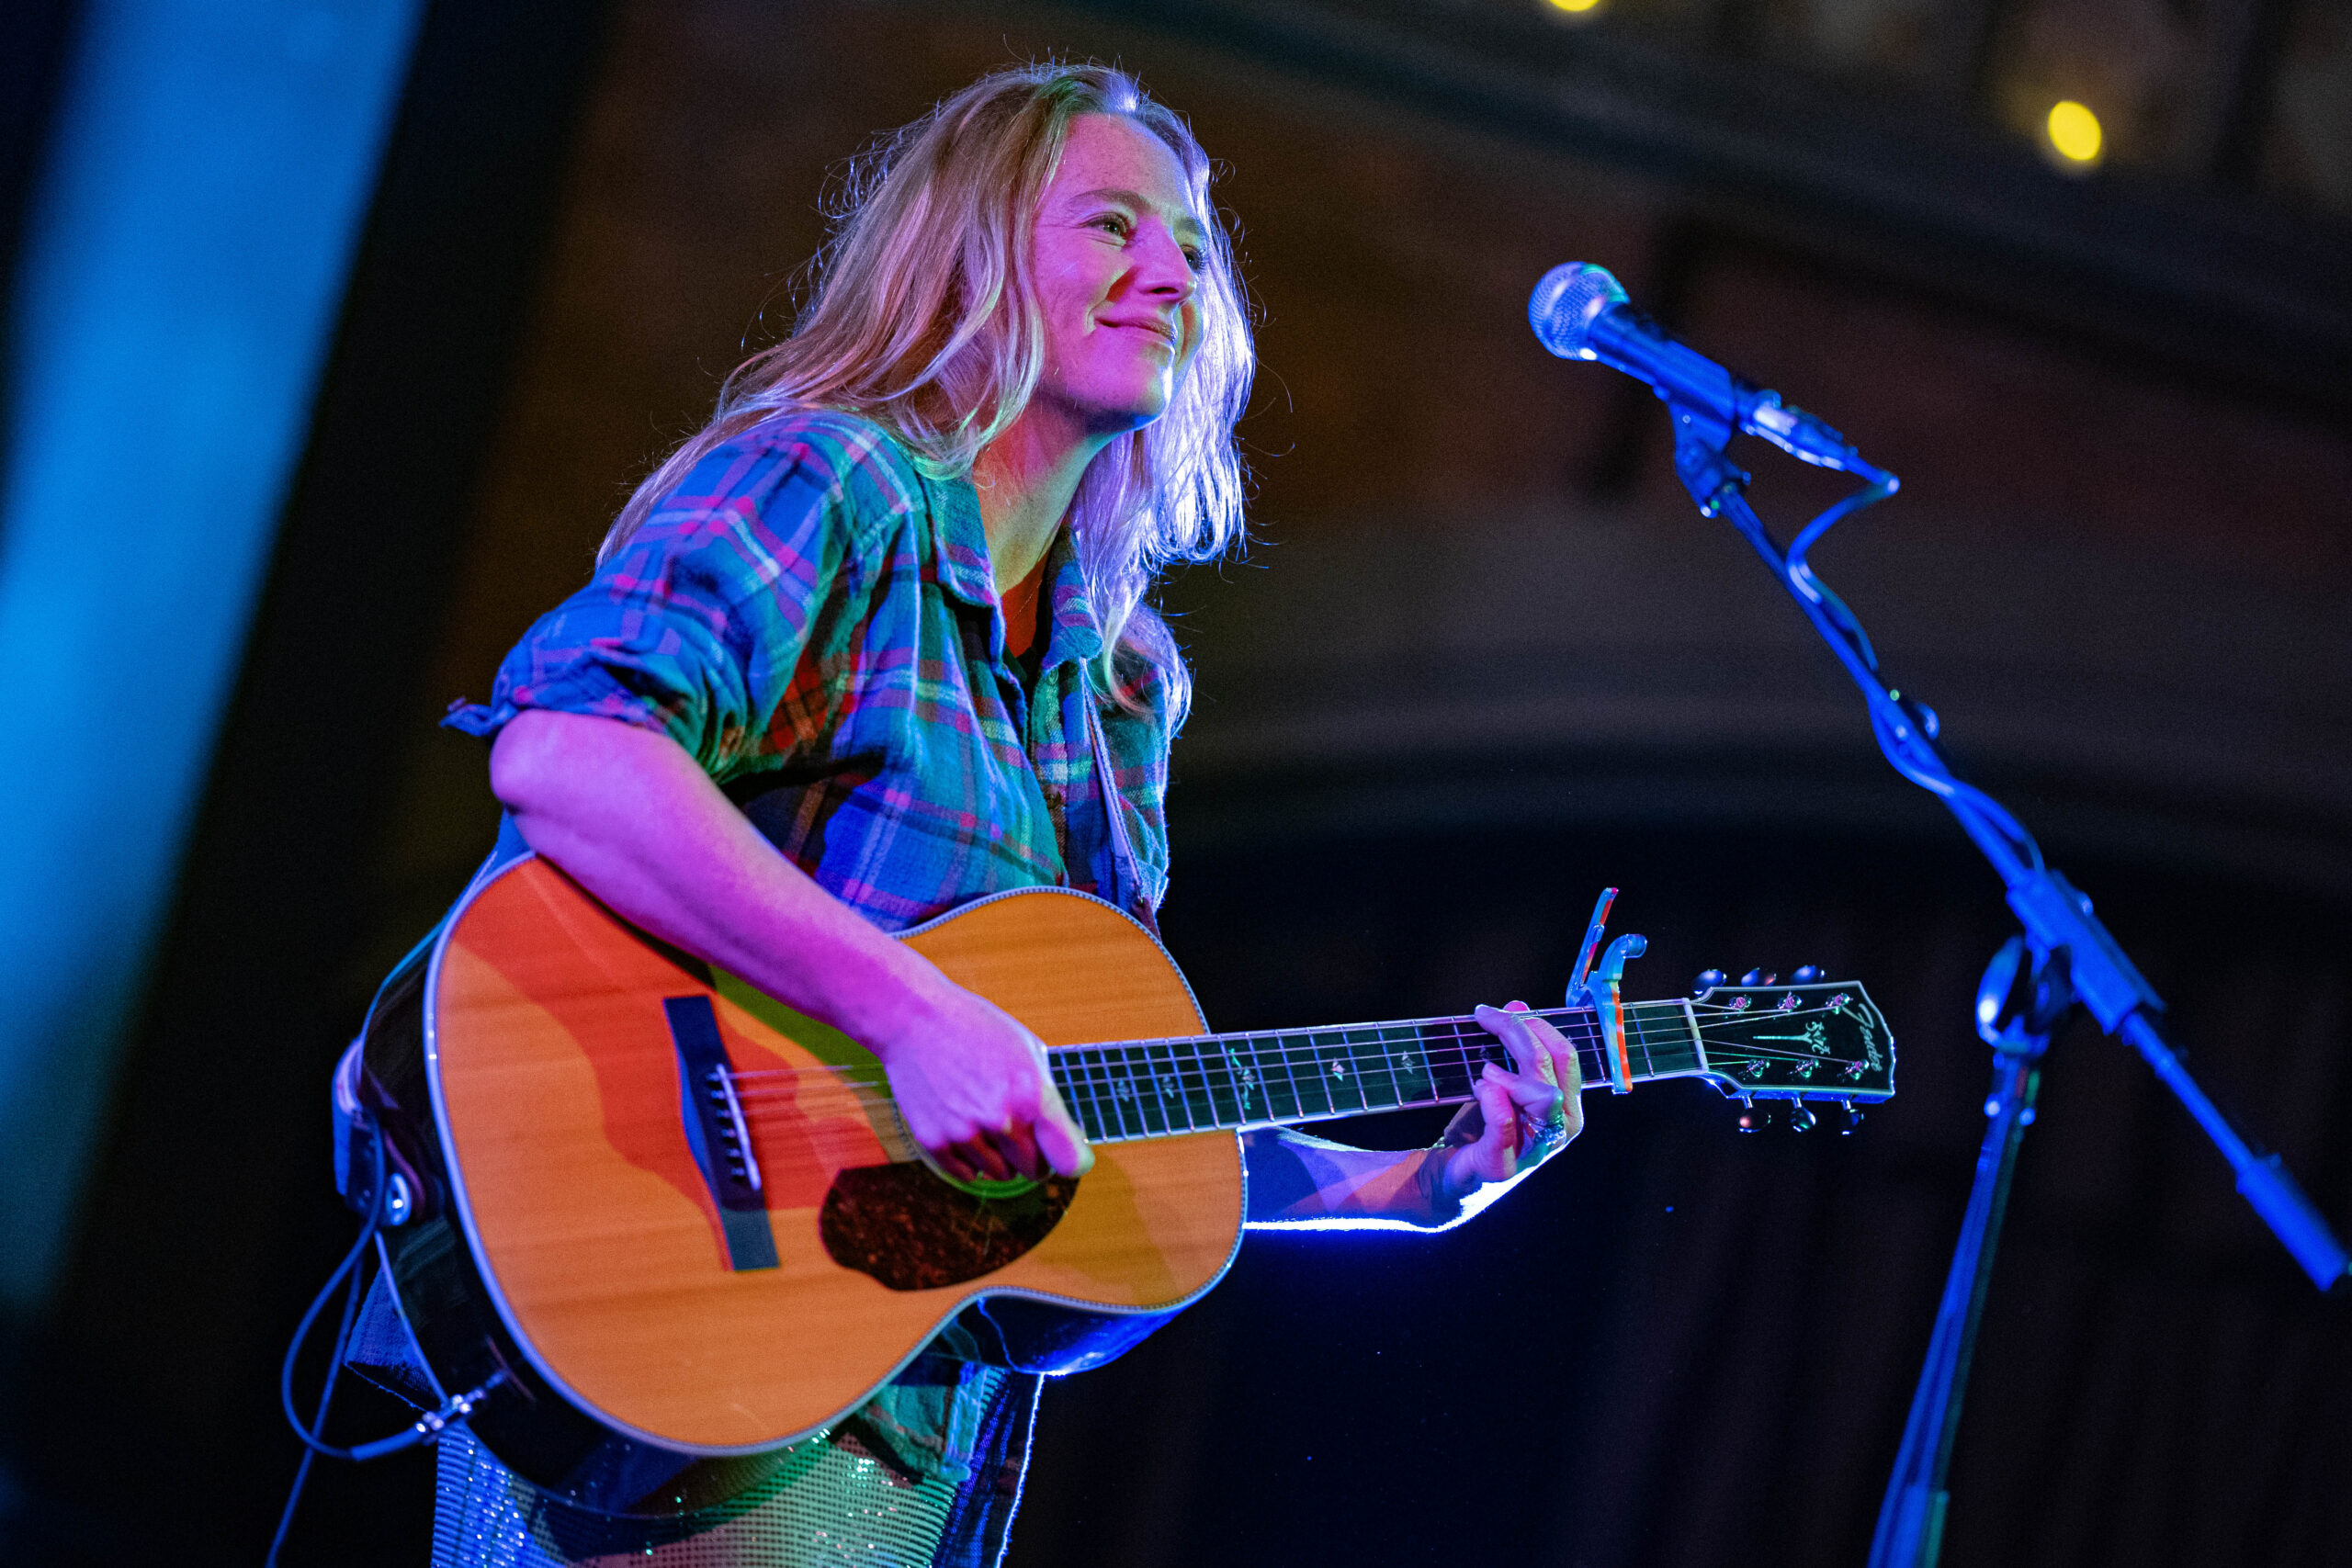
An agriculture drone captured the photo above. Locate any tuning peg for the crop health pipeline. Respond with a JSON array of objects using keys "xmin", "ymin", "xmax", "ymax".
[
  {"xmin": 1692, "ymin": 968, "xmax": 1726, "ymax": 998},
  {"xmin": 1788, "ymin": 1102, "xmax": 1818, "ymax": 1133},
  {"xmin": 1838, "ymin": 1099, "xmax": 1864, "ymax": 1134},
  {"xmin": 1739, "ymin": 968, "xmax": 1776, "ymax": 987},
  {"xmin": 1792, "ymin": 964, "xmax": 1824, "ymax": 984},
  {"xmin": 1736, "ymin": 1099, "xmax": 1772, "ymax": 1133}
]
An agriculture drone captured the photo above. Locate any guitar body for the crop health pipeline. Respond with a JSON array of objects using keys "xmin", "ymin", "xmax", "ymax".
[{"xmin": 360, "ymin": 853, "xmax": 1240, "ymax": 1516}]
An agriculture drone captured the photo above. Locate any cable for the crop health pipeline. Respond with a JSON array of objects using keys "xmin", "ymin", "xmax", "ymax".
[
  {"xmin": 1779, "ymin": 469, "xmax": 2051, "ymax": 880},
  {"xmin": 265, "ymin": 1125, "xmax": 388, "ymax": 1566},
  {"xmin": 266, "ymin": 1118, "xmax": 514, "ymax": 1563}
]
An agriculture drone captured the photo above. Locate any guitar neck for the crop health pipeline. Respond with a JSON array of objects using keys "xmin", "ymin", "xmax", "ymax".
[{"xmin": 1046, "ymin": 1001, "xmax": 1702, "ymax": 1143}]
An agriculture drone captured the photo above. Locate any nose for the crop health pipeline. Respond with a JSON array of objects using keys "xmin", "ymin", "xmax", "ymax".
[{"xmin": 1132, "ymin": 222, "xmax": 1196, "ymax": 301}]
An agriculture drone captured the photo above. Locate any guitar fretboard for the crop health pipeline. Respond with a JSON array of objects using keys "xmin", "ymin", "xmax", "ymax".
[{"xmin": 1046, "ymin": 1001, "xmax": 1704, "ymax": 1143}]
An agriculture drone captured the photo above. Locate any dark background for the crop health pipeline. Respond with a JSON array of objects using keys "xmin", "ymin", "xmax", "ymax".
[{"xmin": 4, "ymin": 0, "xmax": 2349, "ymax": 1562}]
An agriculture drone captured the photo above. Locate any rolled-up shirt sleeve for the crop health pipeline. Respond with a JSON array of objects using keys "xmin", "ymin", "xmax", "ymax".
[{"xmin": 444, "ymin": 434, "xmax": 873, "ymax": 779}]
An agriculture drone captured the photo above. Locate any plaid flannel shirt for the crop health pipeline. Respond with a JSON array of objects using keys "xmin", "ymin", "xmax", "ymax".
[{"xmin": 445, "ymin": 407, "xmax": 1171, "ymax": 930}]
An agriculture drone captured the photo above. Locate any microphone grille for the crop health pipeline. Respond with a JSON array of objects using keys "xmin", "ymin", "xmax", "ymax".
[{"xmin": 1529, "ymin": 263, "xmax": 1629, "ymax": 358}]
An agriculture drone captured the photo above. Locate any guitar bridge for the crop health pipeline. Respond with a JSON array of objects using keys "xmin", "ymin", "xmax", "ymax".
[{"xmin": 663, "ymin": 995, "xmax": 779, "ymax": 1271}]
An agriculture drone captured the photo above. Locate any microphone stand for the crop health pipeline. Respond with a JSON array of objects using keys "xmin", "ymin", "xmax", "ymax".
[{"xmin": 1654, "ymin": 397, "xmax": 2349, "ymax": 1568}]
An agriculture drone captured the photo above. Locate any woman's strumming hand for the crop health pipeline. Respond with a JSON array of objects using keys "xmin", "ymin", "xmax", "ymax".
[{"xmin": 871, "ymin": 976, "xmax": 1093, "ymax": 1185}]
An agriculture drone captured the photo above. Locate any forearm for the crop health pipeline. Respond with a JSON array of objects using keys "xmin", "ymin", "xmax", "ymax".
[
  {"xmin": 1242, "ymin": 1128, "xmax": 1469, "ymax": 1232},
  {"xmin": 490, "ymin": 709, "xmax": 944, "ymax": 1057}
]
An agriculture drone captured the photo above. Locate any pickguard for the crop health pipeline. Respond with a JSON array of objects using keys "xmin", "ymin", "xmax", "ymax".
[{"xmin": 818, "ymin": 1166, "xmax": 1079, "ymax": 1291}]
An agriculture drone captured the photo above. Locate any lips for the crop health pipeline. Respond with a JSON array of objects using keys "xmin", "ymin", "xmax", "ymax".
[{"xmin": 1100, "ymin": 317, "xmax": 1178, "ymax": 350}]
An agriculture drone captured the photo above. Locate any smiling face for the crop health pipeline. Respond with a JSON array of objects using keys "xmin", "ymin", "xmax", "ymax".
[{"xmin": 1027, "ymin": 113, "xmax": 1206, "ymax": 438}]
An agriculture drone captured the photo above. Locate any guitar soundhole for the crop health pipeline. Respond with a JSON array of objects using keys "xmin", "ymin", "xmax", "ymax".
[{"xmin": 819, "ymin": 1166, "xmax": 1078, "ymax": 1291}]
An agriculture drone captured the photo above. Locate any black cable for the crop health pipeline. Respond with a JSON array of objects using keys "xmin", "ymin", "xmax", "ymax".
[{"xmin": 264, "ymin": 1125, "xmax": 388, "ymax": 1566}]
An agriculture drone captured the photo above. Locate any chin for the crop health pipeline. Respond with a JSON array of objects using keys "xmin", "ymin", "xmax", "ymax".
[{"xmin": 1079, "ymin": 393, "xmax": 1173, "ymax": 437}]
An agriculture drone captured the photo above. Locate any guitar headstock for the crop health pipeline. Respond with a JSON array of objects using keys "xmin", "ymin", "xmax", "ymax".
[{"xmin": 1687, "ymin": 976, "xmax": 1895, "ymax": 1108}]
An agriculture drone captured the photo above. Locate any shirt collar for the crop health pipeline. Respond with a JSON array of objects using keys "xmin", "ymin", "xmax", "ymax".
[
  {"xmin": 933, "ymin": 474, "xmax": 1105, "ymax": 672},
  {"xmin": 1035, "ymin": 527, "xmax": 1105, "ymax": 674},
  {"xmin": 929, "ymin": 473, "xmax": 1001, "ymax": 612}
]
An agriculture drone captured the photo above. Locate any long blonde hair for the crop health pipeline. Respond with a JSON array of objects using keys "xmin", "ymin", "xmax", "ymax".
[{"xmin": 604, "ymin": 62, "xmax": 1253, "ymax": 718}]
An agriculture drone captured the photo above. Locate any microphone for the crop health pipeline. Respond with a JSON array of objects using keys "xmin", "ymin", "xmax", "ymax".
[{"xmin": 1529, "ymin": 262, "xmax": 1871, "ymax": 474}]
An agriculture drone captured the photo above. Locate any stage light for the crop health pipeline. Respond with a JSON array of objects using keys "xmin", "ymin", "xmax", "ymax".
[
  {"xmin": 2045, "ymin": 100, "xmax": 2103, "ymax": 166},
  {"xmin": 0, "ymin": 0, "xmax": 424, "ymax": 1310},
  {"xmin": 1545, "ymin": 0, "xmax": 1605, "ymax": 15}
]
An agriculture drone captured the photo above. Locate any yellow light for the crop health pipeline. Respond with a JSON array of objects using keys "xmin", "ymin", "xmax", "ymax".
[
  {"xmin": 1546, "ymin": 0, "xmax": 1605, "ymax": 13},
  {"xmin": 2045, "ymin": 100, "xmax": 2103, "ymax": 165}
]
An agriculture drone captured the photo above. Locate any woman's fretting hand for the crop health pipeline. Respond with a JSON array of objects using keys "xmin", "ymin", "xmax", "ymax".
[{"xmin": 1439, "ymin": 1000, "xmax": 1586, "ymax": 1199}]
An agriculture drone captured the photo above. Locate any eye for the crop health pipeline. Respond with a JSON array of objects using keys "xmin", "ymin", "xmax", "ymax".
[
  {"xmin": 1180, "ymin": 243, "xmax": 1206, "ymax": 270},
  {"xmin": 1089, "ymin": 211, "xmax": 1134, "ymax": 239}
]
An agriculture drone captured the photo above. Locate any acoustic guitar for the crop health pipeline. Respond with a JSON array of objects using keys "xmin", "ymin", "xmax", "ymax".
[{"xmin": 352, "ymin": 852, "xmax": 1894, "ymax": 1516}]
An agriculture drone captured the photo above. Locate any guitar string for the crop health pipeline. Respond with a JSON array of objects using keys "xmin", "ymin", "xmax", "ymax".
[
  {"xmin": 725, "ymin": 1017, "xmax": 1656, "ymax": 1134},
  {"xmin": 720, "ymin": 1010, "xmax": 1679, "ymax": 1101},
  {"xmin": 711, "ymin": 990, "xmax": 1860, "ymax": 1072},
  {"xmin": 727, "ymin": 1025, "xmax": 1872, "ymax": 1143},
  {"xmin": 1021, "ymin": 1006, "xmax": 1862, "ymax": 1142},
  {"xmin": 718, "ymin": 1003, "xmax": 1863, "ymax": 1096},
  {"xmin": 715, "ymin": 995, "xmax": 1838, "ymax": 1087},
  {"xmin": 724, "ymin": 1013, "xmax": 1876, "ymax": 1144},
  {"xmin": 720, "ymin": 1035, "xmax": 1860, "ymax": 1116},
  {"xmin": 719, "ymin": 1014, "xmax": 1866, "ymax": 1111},
  {"xmin": 729, "ymin": 998, "xmax": 1879, "ymax": 1122}
]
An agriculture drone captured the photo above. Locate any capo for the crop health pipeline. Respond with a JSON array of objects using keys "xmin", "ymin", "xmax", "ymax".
[{"xmin": 1566, "ymin": 887, "xmax": 1647, "ymax": 1094}]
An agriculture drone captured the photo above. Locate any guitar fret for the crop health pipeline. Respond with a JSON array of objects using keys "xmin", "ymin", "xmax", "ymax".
[
  {"xmin": 1404, "ymin": 1025, "xmax": 1441, "ymax": 1102},
  {"xmin": 1193, "ymin": 1037, "xmax": 1227, "ymax": 1125},
  {"xmin": 1353, "ymin": 1032, "xmax": 1387, "ymax": 1107},
  {"xmin": 1121, "ymin": 1045, "xmax": 1159, "ymax": 1137},
  {"xmin": 1556, "ymin": 1009, "xmax": 1607, "ymax": 1087},
  {"xmin": 1068, "ymin": 1053, "xmax": 1101, "ymax": 1142},
  {"xmin": 1336, "ymin": 1029, "xmax": 1383, "ymax": 1114},
  {"xmin": 1260, "ymin": 1033, "xmax": 1305, "ymax": 1122},
  {"xmin": 1342, "ymin": 1028, "xmax": 1385, "ymax": 1110},
  {"xmin": 1085, "ymin": 1063, "xmax": 1116, "ymax": 1141},
  {"xmin": 1092, "ymin": 1047, "xmax": 1137, "ymax": 1141},
  {"xmin": 1627, "ymin": 1002, "xmax": 1694, "ymax": 1073},
  {"xmin": 1163, "ymin": 1038, "xmax": 1202, "ymax": 1129},
  {"xmin": 1064, "ymin": 1049, "xmax": 1101, "ymax": 1141},
  {"xmin": 1118, "ymin": 1046, "xmax": 1152, "ymax": 1135},
  {"xmin": 1146, "ymin": 1042, "xmax": 1193, "ymax": 1132},
  {"xmin": 1331, "ymin": 1032, "xmax": 1363, "ymax": 1114},
  {"xmin": 1193, "ymin": 1038, "xmax": 1230, "ymax": 1126},
  {"xmin": 1293, "ymin": 1032, "xmax": 1337, "ymax": 1120},
  {"xmin": 1382, "ymin": 1026, "xmax": 1426, "ymax": 1107},
  {"xmin": 1143, "ymin": 1045, "xmax": 1175, "ymax": 1134},
  {"xmin": 1121, "ymin": 1043, "xmax": 1156, "ymax": 1136},
  {"xmin": 1285, "ymin": 1032, "xmax": 1329, "ymax": 1119},
  {"xmin": 1184, "ymin": 1037, "xmax": 1233, "ymax": 1125},
  {"xmin": 1216, "ymin": 1039, "xmax": 1254, "ymax": 1124},
  {"xmin": 1375, "ymin": 1031, "xmax": 1406, "ymax": 1107},
  {"xmin": 1422, "ymin": 1027, "xmax": 1474, "ymax": 1101},
  {"xmin": 1085, "ymin": 1053, "xmax": 1119, "ymax": 1137},
  {"xmin": 1051, "ymin": 1058, "xmax": 1098, "ymax": 1142}
]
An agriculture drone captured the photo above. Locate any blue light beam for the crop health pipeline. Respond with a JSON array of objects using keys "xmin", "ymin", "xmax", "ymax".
[{"xmin": 0, "ymin": 0, "xmax": 426, "ymax": 1311}]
